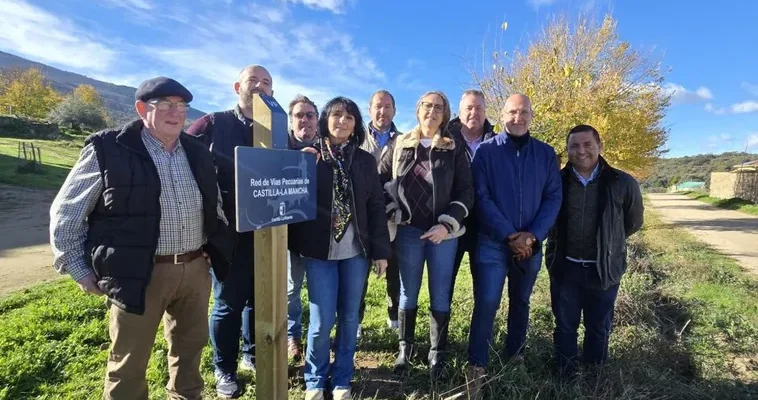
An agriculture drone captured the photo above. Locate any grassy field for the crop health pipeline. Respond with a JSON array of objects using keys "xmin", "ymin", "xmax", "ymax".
[
  {"xmin": 683, "ymin": 191, "xmax": 758, "ymax": 216},
  {"xmin": 1, "ymin": 208, "xmax": 757, "ymax": 399},
  {"xmin": 0, "ymin": 131, "xmax": 87, "ymax": 189}
]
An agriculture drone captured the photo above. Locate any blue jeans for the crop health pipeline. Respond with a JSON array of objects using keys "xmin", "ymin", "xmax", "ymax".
[
  {"xmin": 304, "ymin": 255, "xmax": 369, "ymax": 391},
  {"xmin": 468, "ymin": 234, "xmax": 542, "ymax": 367},
  {"xmin": 209, "ymin": 233, "xmax": 255, "ymax": 374},
  {"xmin": 551, "ymin": 259, "xmax": 620, "ymax": 375},
  {"xmin": 288, "ymin": 251, "xmax": 306, "ymax": 340},
  {"xmin": 395, "ymin": 225, "xmax": 458, "ymax": 312}
]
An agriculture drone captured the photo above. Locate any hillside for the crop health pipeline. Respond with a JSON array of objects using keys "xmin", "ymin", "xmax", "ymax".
[
  {"xmin": 0, "ymin": 51, "xmax": 205, "ymax": 125},
  {"xmin": 642, "ymin": 152, "xmax": 758, "ymax": 190}
]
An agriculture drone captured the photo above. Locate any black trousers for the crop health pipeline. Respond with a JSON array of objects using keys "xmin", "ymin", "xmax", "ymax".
[
  {"xmin": 451, "ymin": 228, "xmax": 479, "ymax": 303},
  {"xmin": 359, "ymin": 241, "xmax": 400, "ymax": 322}
]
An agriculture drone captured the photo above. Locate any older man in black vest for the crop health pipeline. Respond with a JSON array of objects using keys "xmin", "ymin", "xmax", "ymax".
[{"xmin": 49, "ymin": 76, "xmax": 234, "ymax": 400}]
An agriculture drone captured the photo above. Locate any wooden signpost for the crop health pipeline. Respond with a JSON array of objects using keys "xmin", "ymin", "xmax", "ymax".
[{"xmin": 235, "ymin": 93, "xmax": 317, "ymax": 399}]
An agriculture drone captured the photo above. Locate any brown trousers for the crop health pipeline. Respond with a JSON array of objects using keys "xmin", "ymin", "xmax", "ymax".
[{"xmin": 103, "ymin": 257, "xmax": 211, "ymax": 400}]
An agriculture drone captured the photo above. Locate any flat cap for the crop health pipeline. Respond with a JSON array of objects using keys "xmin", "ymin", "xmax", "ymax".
[{"xmin": 135, "ymin": 76, "xmax": 193, "ymax": 103}]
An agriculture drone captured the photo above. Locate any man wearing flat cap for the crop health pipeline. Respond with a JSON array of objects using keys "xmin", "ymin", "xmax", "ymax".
[{"xmin": 50, "ymin": 76, "xmax": 234, "ymax": 400}]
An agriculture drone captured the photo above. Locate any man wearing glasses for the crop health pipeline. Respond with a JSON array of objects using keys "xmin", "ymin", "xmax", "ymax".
[
  {"xmin": 186, "ymin": 64, "xmax": 273, "ymax": 399},
  {"xmin": 49, "ymin": 76, "xmax": 234, "ymax": 399},
  {"xmin": 465, "ymin": 94, "xmax": 562, "ymax": 397},
  {"xmin": 285, "ymin": 94, "xmax": 318, "ymax": 363}
]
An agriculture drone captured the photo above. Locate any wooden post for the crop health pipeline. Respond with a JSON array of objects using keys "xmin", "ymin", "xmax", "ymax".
[{"xmin": 251, "ymin": 93, "xmax": 288, "ymax": 399}]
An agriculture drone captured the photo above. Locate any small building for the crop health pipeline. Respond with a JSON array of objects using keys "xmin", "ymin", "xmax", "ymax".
[
  {"xmin": 710, "ymin": 160, "xmax": 758, "ymax": 203},
  {"xmin": 673, "ymin": 181, "xmax": 706, "ymax": 192}
]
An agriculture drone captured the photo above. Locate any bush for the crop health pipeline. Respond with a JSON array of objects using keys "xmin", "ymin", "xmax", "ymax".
[{"xmin": 48, "ymin": 95, "xmax": 108, "ymax": 131}]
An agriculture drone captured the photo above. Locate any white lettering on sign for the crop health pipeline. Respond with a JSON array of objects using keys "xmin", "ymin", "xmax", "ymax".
[{"xmin": 250, "ymin": 176, "xmax": 310, "ymax": 198}]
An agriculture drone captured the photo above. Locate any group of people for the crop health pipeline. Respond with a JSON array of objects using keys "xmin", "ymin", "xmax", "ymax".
[{"xmin": 48, "ymin": 63, "xmax": 644, "ymax": 400}]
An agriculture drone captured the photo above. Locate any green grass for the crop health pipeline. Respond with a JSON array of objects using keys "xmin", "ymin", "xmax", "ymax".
[
  {"xmin": 0, "ymin": 130, "xmax": 87, "ymax": 189},
  {"xmin": 682, "ymin": 191, "xmax": 758, "ymax": 216},
  {"xmin": 1, "ymin": 207, "xmax": 757, "ymax": 399}
]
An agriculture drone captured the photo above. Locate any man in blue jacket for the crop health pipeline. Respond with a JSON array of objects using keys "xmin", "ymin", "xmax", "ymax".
[{"xmin": 466, "ymin": 94, "xmax": 562, "ymax": 394}]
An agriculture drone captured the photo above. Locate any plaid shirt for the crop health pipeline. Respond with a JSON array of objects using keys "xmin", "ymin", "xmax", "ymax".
[{"xmin": 50, "ymin": 129, "xmax": 227, "ymax": 282}]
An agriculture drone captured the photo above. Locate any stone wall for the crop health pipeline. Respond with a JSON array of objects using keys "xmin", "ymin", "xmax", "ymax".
[
  {"xmin": 734, "ymin": 171, "xmax": 758, "ymax": 203},
  {"xmin": 0, "ymin": 116, "xmax": 61, "ymax": 140},
  {"xmin": 710, "ymin": 171, "xmax": 758, "ymax": 203}
]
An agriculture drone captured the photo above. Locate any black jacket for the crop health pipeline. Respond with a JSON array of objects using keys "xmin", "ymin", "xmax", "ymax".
[
  {"xmin": 378, "ymin": 126, "xmax": 475, "ymax": 238},
  {"xmin": 546, "ymin": 156, "xmax": 644, "ymax": 289},
  {"xmin": 85, "ymin": 120, "xmax": 234, "ymax": 315},
  {"xmin": 448, "ymin": 117, "xmax": 497, "ymax": 162},
  {"xmin": 448, "ymin": 117, "xmax": 496, "ymax": 243},
  {"xmin": 288, "ymin": 143, "xmax": 392, "ymax": 261}
]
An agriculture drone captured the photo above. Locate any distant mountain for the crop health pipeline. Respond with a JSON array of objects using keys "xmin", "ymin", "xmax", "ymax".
[
  {"xmin": 0, "ymin": 50, "xmax": 206, "ymax": 126},
  {"xmin": 642, "ymin": 152, "xmax": 758, "ymax": 190}
]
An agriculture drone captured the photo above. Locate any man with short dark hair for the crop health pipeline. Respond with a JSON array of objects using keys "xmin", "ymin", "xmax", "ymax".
[
  {"xmin": 286, "ymin": 94, "xmax": 318, "ymax": 362},
  {"xmin": 186, "ymin": 64, "xmax": 273, "ymax": 398},
  {"xmin": 546, "ymin": 124, "xmax": 643, "ymax": 377},
  {"xmin": 50, "ymin": 76, "xmax": 233, "ymax": 399},
  {"xmin": 358, "ymin": 89, "xmax": 403, "ymax": 333}
]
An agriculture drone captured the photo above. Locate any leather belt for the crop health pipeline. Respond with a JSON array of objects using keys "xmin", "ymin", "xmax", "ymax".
[{"xmin": 154, "ymin": 249, "xmax": 204, "ymax": 264}]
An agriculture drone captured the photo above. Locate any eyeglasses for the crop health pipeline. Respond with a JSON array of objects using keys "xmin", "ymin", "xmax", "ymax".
[
  {"xmin": 294, "ymin": 112, "xmax": 316, "ymax": 120},
  {"xmin": 148, "ymin": 99, "xmax": 190, "ymax": 113},
  {"xmin": 421, "ymin": 102, "xmax": 445, "ymax": 114}
]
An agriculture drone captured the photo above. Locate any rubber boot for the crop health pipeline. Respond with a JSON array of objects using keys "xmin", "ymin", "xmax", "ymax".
[
  {"xmin": 393, "ymin": 308, "xmax": 417, "ymax": 374},
  {"xmin": 428, "ymin": 310, "xmax": 450, "ymax": 380}
]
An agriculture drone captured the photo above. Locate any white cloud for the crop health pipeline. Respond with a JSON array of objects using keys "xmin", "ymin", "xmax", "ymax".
[
  {"xmin": 280, "ymin": 0, "xmax": 348, "ymax": 14},
  {"xmin": 747, "ymin": 134, "xmax": 758, "ymax": 149},
  {"xmin": 704, "ymin": 102, "xmax": 726, "ymax": 115},
  {"xmin": 741, "ymin": 82, "xmax": 758, "ymax": 97},
  {"xmin": 104, "ymin": 0, "xmax": 153, "ymax": 10},
  {"xmin": 663, "ymin": 83, "xmax": 713, "ymax": 104},
  {"xmin": 0, "ymin": 0, "xmax": 116, "ymax": 71},
  {"xmin": 730, "ymin": 100, "xmax": 758, "ymax": 114}
]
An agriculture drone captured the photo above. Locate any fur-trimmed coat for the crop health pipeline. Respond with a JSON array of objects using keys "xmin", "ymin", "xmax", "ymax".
[{"xmin": 378, "ymin": 126, "xmax": 474, "ymax": 241}]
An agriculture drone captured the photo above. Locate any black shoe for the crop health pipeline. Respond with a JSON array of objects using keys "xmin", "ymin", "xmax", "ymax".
[
  {"xmin": 428, "ymin": 310, "xmax": 450, "ymax": 380},
  {"xmin": 394, "ymin": 308, "xmax": 417, "ymax": 374}
]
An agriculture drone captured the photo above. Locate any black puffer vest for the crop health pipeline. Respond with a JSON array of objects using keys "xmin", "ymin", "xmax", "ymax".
[{"xmin": 85, "ymin": 120, "xmax": 234, "ymax": 315}]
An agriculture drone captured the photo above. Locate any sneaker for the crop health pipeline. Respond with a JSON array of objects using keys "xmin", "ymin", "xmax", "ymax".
[
  {"xmin": 466, "ymin": 365, "xmax": 486, "ymax": 400},
  {"xmin": 304, "ymin": 389, "xmax": 325, "ymax": 400},
  {"xmin": 387, "ymin": 318, "xmax": 399, "ymax": 330},
  {"xmin": 239, "ymin": 354, "xmax": 256, "ymax": 372},
  {"xmin": 288, "ymin": 337, "xmax": 303, "ymax": 362},
  {"xmin": 214, "ymin": 370, "xmax": 242, "ymax": 399},
  {"xmin": 333, "ymin": 388, "xmax": 352, "ymax": 400}
]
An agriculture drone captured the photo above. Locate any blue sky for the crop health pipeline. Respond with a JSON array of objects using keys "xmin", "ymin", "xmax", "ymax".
[{"xmin": 0, "ymin": 0, "xmax": 756, "ymax": 157}]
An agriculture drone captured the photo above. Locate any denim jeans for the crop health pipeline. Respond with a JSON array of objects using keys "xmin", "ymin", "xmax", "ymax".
[
  {"xmin": 209, "ymin": 232, "xmax": 255, "ymax": 374},
  {"xmin": 551, "ymin": 259, "xmax": 620, "ymax": 375},
  {"xmin": 358, "ymin": 242, "xmax": 400, "ymax": 322},
  {"xmin": 468, "ymin": 234, "xmax": 542, "ymax": 367},
  {"xmin": 288, "ymin": 251, "xmax": 306, "ymax": 340},
  {"xmin": 304, "ymin": 255, "xmax": 369, "ymax": 391},
  {"xmin": 395, "ymin": 225, "xmax": 458, "ymax": 313}
]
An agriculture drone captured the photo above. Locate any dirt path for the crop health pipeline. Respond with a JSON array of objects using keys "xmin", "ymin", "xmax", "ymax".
[
  {"xmin": 647, "ymin": 193, "xmax": 758, "ymax": 277},
  {"xmin": 0, "ymin": 184, "xmax": 61, "ymax": 297}
]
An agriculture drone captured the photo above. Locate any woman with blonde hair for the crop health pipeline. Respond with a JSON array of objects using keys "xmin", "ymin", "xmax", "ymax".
[{"xmin": 379, "ymin": 91, "xmax": 474, "ymax": 378}]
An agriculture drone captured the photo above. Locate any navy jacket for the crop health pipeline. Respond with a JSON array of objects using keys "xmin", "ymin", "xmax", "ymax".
[{"xmin": 472, "ymin": 132, "xmax": 562, "ymax": 244}]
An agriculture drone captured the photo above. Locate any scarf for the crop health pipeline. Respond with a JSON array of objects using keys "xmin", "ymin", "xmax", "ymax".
[{"xmin": 317, "ymin": 137, "xmax": 354, "ymax": 242}]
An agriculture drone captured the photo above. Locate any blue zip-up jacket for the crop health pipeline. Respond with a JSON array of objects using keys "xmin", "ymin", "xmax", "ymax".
[{"xmin": 472, "ymin": 132, "xmax": 562, "ymax": 244}]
